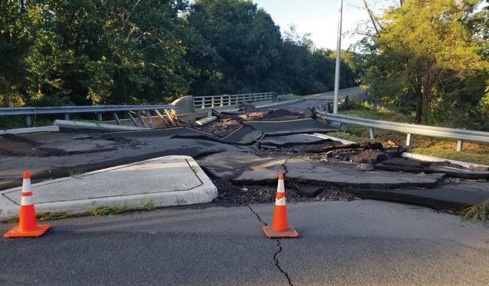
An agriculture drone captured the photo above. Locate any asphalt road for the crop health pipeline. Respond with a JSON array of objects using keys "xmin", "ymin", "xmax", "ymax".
[
  {"xmin": 258, "ymin": 86, "xmax": 365, "ymax": 111},
  {"xmin": 1, "ymin": 200, "xmax": 488, "ymax": 286}
]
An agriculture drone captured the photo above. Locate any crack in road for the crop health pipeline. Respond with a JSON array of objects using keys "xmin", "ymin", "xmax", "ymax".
[
  {"xmin": 247, "ymin": 204, "xmax": 294, "ymax": 286},
  {"xmin": 247, "ymin": 204, "xmax": 267, "ymax": 226},
  {"xmin": 273, "ymin": 239, "xmax": 293, "ymax": 286},
  {"xmin": 282, "ymin": 158, "xmax": 289, "ymax": 175}
]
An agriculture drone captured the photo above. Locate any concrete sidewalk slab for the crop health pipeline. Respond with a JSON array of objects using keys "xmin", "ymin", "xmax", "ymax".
[
  {"xmin": 0, "ymin": 125, "xmax": 59, "ymax": 135},
  {"xmin": 54, "ymin": 119, "xmax": 150, "ymax": 131},
  {"xmin": 0, "ymin": 155, "xmax": 217, "ymax": 219}
]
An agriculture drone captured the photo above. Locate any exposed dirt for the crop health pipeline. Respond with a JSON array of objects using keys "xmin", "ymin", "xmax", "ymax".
[
  {"xmin": 196, "ymin": 118, "xmax": 242, "ymax": 138},
  {"xmin": 239, "ymin": 111, "xmax": 269, "ymax": 121},
  {"xmin": 196, "ymin": 107, "xmax": 310, "ymax": 138},
  {"xmin": 212, "ymin": 177, "xmax": 358, "ymax": 205},
  {"xmin": 252, "ymin": 141, "xmax": 391, "ymax": 162},
  {"xmin": 215, "ymin": 106, "xmax": 306, "ymax": 122}
]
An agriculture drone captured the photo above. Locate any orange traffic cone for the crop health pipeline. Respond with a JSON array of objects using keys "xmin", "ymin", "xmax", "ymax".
[
  {"xmin": 4, "ymin": 172, "xmax": 50, "ymax": 238},
  {"xmin": 262, "ymin": 173, "xmax": 299, "ymax": 238}
]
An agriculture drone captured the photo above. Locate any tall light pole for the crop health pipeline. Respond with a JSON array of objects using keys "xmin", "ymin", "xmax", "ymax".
[{"xmin": 333, "ymin": 0, "xmax": 343, "ymax": 114}]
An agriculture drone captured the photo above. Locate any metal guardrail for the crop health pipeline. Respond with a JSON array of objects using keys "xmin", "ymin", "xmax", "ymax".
[
  {"xmin": 315, "ymin": 106, "xmax": 489, "ymax": 152},
  {"xmin": 193, "ymin": 92, "xmax": 274, "ymax": 109},
  {"xmin": 0, "ymin": 105, "xmax": 177, "ymax": 128}
]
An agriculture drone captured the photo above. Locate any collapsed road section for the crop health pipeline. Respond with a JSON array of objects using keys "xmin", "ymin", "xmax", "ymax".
[{"xmin": 1, "ymin": 102, "xmax": 489, "ymax": 215}]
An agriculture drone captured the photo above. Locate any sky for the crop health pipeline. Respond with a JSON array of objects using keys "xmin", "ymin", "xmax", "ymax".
[{"xmin": 253, "ymin": 0, "xmax": 396, "ymax": 50}]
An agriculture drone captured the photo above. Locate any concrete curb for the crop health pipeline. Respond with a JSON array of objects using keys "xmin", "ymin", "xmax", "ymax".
[
  {"xmin": 402, "ymin": 152, "xmax": 489, "ymax": 169},
  {"xmin": 196, "ymin": 116, "xmax": 217, "ymax": 126},
  {"xmin": 54, "ymin": 119, "xmax": 150, "ymax": 131},
  {"xmin": 307, "ymin": 133, "xmax": 357, "ymax": 145},
  {"xmin": 0, "ymin": 125, "xmax": 59, "ymax": 135},
  {"xmin": 0, "ymin": 156, "xmax": 217, "ymax": 219}
]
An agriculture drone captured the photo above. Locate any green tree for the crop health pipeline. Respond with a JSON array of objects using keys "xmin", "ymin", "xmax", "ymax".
[
  {"xmin": 0, "ymin": 0, "xmax": 196, "ymax": 107},
  {"xmin": 0, "ymin": 0, "xmax": 35, "ymax": 106},
  {"xmin": 362, "ymin": 0, "xmax": 488, "ymax": 124},
  {"xmin": 187, "ymin": 0, "xmax": 283, "ymax": 95},
  {"xmin": 187, "ymin": 1, "xmax": 358, "ymax": 96}
]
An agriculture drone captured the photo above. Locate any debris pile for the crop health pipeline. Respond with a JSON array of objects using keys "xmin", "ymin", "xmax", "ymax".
[
  {"xmin": 193, "ymin": 104, "xmax": 316, "ymax": 137},
  {"xmin": 198, "ymin": 118, "xmax": 241, "ymax": 138}
]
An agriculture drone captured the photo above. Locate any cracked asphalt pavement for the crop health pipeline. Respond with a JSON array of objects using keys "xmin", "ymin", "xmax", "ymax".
[{"xmin": 1, "ymin": 200, "xmax": 489, "ymax": 286}]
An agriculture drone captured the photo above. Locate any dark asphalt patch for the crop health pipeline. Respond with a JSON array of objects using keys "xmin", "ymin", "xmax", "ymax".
[{"xmin": 245, "ymin": 118, "xmax": 336, "ymax": 136}]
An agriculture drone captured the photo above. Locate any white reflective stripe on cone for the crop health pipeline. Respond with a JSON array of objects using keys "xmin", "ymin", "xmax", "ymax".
[
  {"xmin": 277, "ymin": 180, "xmax": 285, "ymax": 193},
  {"xmin": 21, "ymin": 196, "xmax": 33, "ymax": 206},
  {"xmin": 275, "ymin": 197, "xmax": 286, "ymax": 206},
  {"xmin": 22, "ymin": 179, "xmax": 31, "ymax": 193}
]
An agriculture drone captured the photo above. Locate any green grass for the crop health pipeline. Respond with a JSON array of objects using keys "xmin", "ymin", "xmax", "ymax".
[
  {"xmin": 142, "ymin": 199, "xmax": 155, "ymax": 210},
  {"xmin": 462, "ymin": 201, "xmax": 489, "ymax": 223},
  {"xmin": 1, "ymin": 212, "xmax": 70, "ymax": 223},
  {"xmin": 340, "ymin": 105, "xmax": 414, "ymax": 123},
  {"xmin": 0, "ymin": 116, "xmax": 54, "ymax": 129},
  {"xmin": 37, "ymin": 212, "xmax": 70, "ymax": 221},
  {"xmin": 327, "ymin": 131, "xmax": 374, "ymax": 143},
  {"xmin": 89, "ymin": 206, "xmax": 127, "ymax": 216},
  {"xmin": 69, "ymin": 168, "xmax": 86, "ymax": 178},
  {"xmin": 1, "ymin": 216, "xmax": 19, "ymax": 224},
  {"xmin": 325, "ymin": 101, "xmax": 489, "ymax": 166}
]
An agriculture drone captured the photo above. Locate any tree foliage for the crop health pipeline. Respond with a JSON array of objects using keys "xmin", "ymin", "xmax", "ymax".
[
  {"xmin": 360, "ymin": 0, "xmax": 489, "ymax": 126},
  {"xmin": 0, "ymin": 0, "xmax": 358, "ymax": 107}
]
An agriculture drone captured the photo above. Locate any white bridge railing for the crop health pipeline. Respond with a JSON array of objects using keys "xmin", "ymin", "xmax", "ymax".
[{"xmin": 193, "ymin": 92, "xmax": 274, "ymax": 109}]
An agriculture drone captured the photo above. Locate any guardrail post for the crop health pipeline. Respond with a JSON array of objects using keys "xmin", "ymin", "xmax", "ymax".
[
  {"xmin": 220, "ymin": 96, "xmax": 223, "ymax": 107},
  {"xmin": 112, "ymin": 112, "xmax": 120, "ymax": 125},
  {"xmin": 127, "ymin": 112, "xmax": 138, "ymax": 127},
  {"xmin": 136, "ymin": 111, "xmax": 147, "ymax": 128},
  {"xmin": 211, "ymin": 97, "xmax": 215, "ymax": 108},
  {"xmin": 369, "ymin": 128, "xmax": 375, "ymax": 140},
  {"xmin": 341, "ymin": 123, "xmax": 348, "ymax": 132},
  {"xmin": 146, "ymin": 110, "xmax": 154, "ymax": 129},
  {"xmin": 406, "ymin": 133, "xmax": 412, "ymax": 146},
  {"xmin": 457, "ymin": 140, "xmax": 464, "ymax": 152},
  {"xmin": 97, "ymin": 113, "xmax": 102, "ymax": 121},
  {"xmin": 64, "ymin": 113, "xmax": 70, "ymax": 120},
  {"xmin": 25, "ymin": 115, "xmax": 32, "ymax": 127}
]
